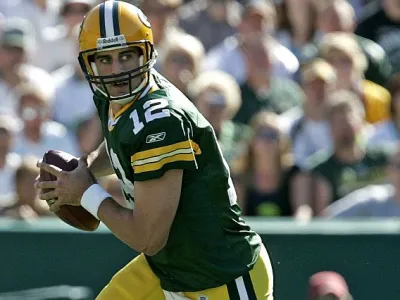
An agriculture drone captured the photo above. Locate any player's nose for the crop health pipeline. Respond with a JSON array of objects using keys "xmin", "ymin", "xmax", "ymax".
[{"xmin": 111, "ymin": 60, "xmax": 124, "ymax": 74}]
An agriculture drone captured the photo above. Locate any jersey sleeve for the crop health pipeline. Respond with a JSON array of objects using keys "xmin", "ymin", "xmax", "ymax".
[{"xmin": 130, "ymin": 113, "xmax": 201, "ymax": 181}]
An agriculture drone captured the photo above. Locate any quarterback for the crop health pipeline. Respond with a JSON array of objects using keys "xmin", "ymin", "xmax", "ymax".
[{"xmin": 35, "ymin": 1, "xmax": 273, "ymax": 299}]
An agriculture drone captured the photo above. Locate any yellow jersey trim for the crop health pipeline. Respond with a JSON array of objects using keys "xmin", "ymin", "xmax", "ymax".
[
  {"xmin": 133, "ymin": 153, "xmax": 196, "ymax": 174},
  {"xmin": 131, "ymin": 140, "xmax": 201, "ymax": 162},
  {"xmin": 131, "ymin": 140, "xmax": 201, "ymax": 173}
]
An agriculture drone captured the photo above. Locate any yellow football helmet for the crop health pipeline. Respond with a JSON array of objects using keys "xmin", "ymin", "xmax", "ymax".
[{"xmin": 78, "ymin": 0, "xmax": 157, "ymax": 104}]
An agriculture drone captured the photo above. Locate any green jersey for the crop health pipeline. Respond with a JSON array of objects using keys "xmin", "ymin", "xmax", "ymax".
[{"xmin": 93, "ymin": 71, "xmax": 262, "ymax": 292}]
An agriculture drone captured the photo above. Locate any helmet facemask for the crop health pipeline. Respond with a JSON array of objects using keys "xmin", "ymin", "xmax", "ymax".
[{"xmin": 79, "ymin": 41, "xmax": 157, "ymax": 105}]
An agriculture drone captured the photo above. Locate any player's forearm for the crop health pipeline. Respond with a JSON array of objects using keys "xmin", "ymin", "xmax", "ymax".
[
  {"xmin": 87, "ymin": 142, "xmax": 114, "ymax": 179},
  {"xmin": 97, "ymin": 198, "xmax": 166, "ymax": 255}
]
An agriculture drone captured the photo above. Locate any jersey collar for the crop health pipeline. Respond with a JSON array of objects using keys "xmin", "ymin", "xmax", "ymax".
[{"xmin": 108, "ymin": 75, "xmax": 156, "ymax": 130}]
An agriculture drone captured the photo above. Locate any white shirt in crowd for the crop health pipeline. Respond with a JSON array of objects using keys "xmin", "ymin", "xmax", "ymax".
[
  {"xmin": 280, "ymin": 107, "xmax": 332, "ymax": 169},
  {"xmin": 52, "ymin": 65, "xmax": 96, "ymax": 130},
  {"xmin": 32, "ymin": 25, "xmax": 77, "ymax": 72},
  {"xmin": 12, "ymin": 121, "xmax": 80, "ymax": 159},
  {"xmin": 203, "ymin": 36, "xmax": 299, "ymax": 84},
  {"xmin": 0, "ymin": 65, "xmax": 55, "ymax": 117},
  {"xmin": 0, "ymin": 153, "xmax": 21, "ymax": 206},
  {"xmin": 0, "ymin": 0, "xmax": 61, "ymax": 42},
  {"xmin": 324, "ymin": 184, "xmax": 400, "ymax": 218}
]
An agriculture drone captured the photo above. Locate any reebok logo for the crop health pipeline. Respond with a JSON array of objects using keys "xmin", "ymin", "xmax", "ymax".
[{"xmin": 146, "ymin": 132, "xmax": 166, "ymax": 144}]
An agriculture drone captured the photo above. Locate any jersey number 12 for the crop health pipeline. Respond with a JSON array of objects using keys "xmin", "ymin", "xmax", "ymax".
[{"xmin": 129, "ymin": 99, "xmax": 170, "ymax": 135}]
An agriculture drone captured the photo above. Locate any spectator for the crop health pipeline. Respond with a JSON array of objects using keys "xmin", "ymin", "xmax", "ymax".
[
  {"xmin": 356, "ymin": 0, "xmax": 400, "ymax": 74},
  {"xmin": 33, "ymin": 0, "xmax": 95, "ymax": 72},
  {"xmin": 189, "ymin": 70, "xmax": 250, "ymax": 166},
  {"xmin": 281, "ymin": 0, "xmax": 317, "ymax": 55},
  {"xmin": 0, "ymin": 0, "xmax": 61, "ymax": 43},
  {"xmin": 234, "ymin": 37, "xmax": 304, "ymax": 125},
  {"xmin": 324, "ymin": 147, "xmax": 400, "ymax": 218},
  {"xmin": 0, "ymin": 156, "xmax": 50, "ymax": 220},
  {"xmin": 0, "ymin": 116, "xmax": 21, "ymax": 207},
  {"xmin": 320, "ymin": 32, "xmax": 391, "ymax": 124},
  {"xmin": 309, "ymin": 0, "xmax": 392, "ymax": 86},
  {"xmin": 0, "ymin": 18, "xmax": 54, "ymax": 117},
  {"xmin": 369, "ymin": 73, "xmax": 400, "ymax": 147},
  {"xmin": 204, "ymin": 0, "xmax": 299, "ymax": 84},
  {"xmin": 12, "ymin": 83, "xmax": 80, "ymax": 159},
  {"xmin": 161, "ymin": 33, "xmax": 205, "ymax": 97},
  {"xmin": 306, "ymin": 90, "xmax": 389, "ymax": 214},
  {"xmin": 52, "ymin": 24, "xmax": 97, "ymax": 132},
  {"xmin": 308, "ymin": 271, "xmax": 353, "ymax": 300},
  {"xmin": 140, "ymin": 0, "xmax": 184, "ymax": 70},
  {"xmin": 232, "ymin": 111, "xmax": 297, "ymax": 216},
  {"xmin": 282, "ymin": 58, "xmax": 336, "ymax": 168},
  {"xmin": 179, "ymin": 0, "xmax": 240, "ymax": 52}
]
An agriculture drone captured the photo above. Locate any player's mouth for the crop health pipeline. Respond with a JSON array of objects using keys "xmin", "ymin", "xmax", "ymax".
[{"xmin": 112, "ymin": 81, "xmax": 129, "ymax": 87}]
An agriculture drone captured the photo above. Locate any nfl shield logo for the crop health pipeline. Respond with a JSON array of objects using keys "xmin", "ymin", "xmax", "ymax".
[{"xmin": 198, "ymin": 296, "xmax": 208, "ymax": 300}]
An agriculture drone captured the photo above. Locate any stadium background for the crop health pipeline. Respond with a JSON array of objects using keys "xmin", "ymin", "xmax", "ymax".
[{"xmin": 0, "ymin": 0, "xmax": 400, "ymax": 299}]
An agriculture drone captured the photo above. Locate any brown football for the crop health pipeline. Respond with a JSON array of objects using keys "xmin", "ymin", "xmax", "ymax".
[{"xmin": 40, "ymin": 150, "xmax": 100, "ymax": 231}]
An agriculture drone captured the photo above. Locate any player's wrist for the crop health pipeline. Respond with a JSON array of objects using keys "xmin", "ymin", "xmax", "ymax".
[{"xmin": 81, "ymin": 184, "xmax": 111, "ymax": 220}]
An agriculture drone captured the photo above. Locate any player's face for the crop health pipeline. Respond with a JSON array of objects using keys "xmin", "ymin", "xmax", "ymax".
[{"xmin": 94, "ymin": 47, "xmax": 142, "ymax": 98}]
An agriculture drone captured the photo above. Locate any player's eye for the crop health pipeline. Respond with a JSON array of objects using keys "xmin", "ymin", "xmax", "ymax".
[
  {"xmin": 120, "ymin": 53, "xmax": 132, "ymax": 62},
  {"xmin": 96, "ymin": 56, "xmax": 111, "ymax": 64}
]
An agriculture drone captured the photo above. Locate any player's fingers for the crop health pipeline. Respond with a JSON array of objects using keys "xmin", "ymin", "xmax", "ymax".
[
  {"xmin": 40, "ymin": 190, "xmax": 58, "ymax": 201},
  {"xmin": 37, "ymin": 162, "xmax": 63, "ymax": 177},
  {"xmin": 79, "ymin": 154, "xmax": 88, "ymax": 165},
  {"xmin": 34, "ymin": 181, "xmax": 58, "ymax": 189},
  {"xmin": 49, "ymin": 200, "xmax": 61, "ymax": 212}
]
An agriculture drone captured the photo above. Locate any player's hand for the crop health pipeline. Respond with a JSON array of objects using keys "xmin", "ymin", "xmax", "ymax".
[{"xmin": 34, "ymin": 156, "xmax": 96, "ymax": 212}]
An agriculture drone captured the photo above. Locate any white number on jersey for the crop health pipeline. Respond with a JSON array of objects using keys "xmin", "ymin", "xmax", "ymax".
[
  {"xmin": 129, "ymin": 99, "xmax": 170, "ymax": 135},
  {"xmin": 109, "ymin": 148, "xmax": 135, "ymax": 210}
]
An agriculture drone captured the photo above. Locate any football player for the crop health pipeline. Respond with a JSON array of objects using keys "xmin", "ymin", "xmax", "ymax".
[{"xmin": 35, "ymin": 1, "xmax": 274, "ymax": 299}]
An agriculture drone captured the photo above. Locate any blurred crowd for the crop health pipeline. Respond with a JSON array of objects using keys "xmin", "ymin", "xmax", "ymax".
[{"xmin": 0, "ymin": 0, "xmax": 399, "ymax": 225}]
